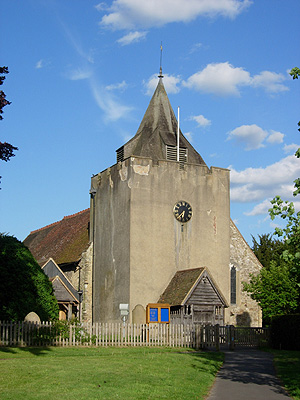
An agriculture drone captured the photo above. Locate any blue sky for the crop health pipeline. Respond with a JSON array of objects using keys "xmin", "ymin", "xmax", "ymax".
[{"xmin": 1, "ymin": 0, "xmax": 300, "ymax": 246}]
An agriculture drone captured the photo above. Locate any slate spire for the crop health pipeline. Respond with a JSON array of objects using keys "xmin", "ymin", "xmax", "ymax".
[{"xmin": 117, "ymin": 75, "xmax": 206, "ymax": 165}]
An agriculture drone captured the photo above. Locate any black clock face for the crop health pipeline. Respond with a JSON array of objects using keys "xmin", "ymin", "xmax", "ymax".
[{"xmin": 173, "ymin": 201, "xmax": 192, "ymax": 223}]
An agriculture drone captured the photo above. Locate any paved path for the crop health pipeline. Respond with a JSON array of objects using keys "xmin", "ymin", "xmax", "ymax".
[{"xmin": 207, "ymin": 348, "xmax": 290, "ymax": 400}]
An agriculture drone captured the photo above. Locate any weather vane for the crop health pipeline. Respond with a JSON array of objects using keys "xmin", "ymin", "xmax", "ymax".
[{"xmin": 158, "ymin": 42, "xmax": 164, "ymax": 78}]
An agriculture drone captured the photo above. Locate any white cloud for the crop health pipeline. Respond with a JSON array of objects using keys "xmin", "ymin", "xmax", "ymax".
[
  {"xmin": 99, "ymin": 0, "xmax": 252, "ymax": 30},
  {"xmin": 95, "ymin": 2, "xmax": 106, "ymax": 11},
  {"xmin": 246, "ymin": 198, "xmax": 300, "ymax": 216},
  {"xmin": 182, "ymin": 62, "xmax": 251, "ymax": 96},
  {"xmin": 61, "ymin": 22, "xmax": 94, "ymax": 63},
  {"xmin": 35, "ymin": 59, "xmax": 51, "ymax": 69},
  {"xmin": 66, "ymin": 67, "xmax": 92, "ymax": 81},
  {"xmin": 189, "ymin": 114, "xmax": 211, "ymax": 127},
  {"xmin": 90, "ymin": 79, "xmax": 134, "ymax": 121},
  {"xmin": 244, "ymin": 199, "xmax": 272, "ymax": 216},
  {"xmin": 209, "ymin": 153, "xmax": 219, "ymax": 158},
  {"xmin": 105, "ymin": 80, "xmax": 128, "ymax": 91},
  {"xmin": 142, "ymin": 63, "xmax": 289, "ymax": 100},
  {"xmin": 144, "ymin": 74, "xmax": 181, "ymax": 95},
  {"xmin": 122, "ymin": 132, "xmax": 134, "ymax": 143},
  {"xmin": 251, "ymin": 71, "xmax": 289, "ymax": 93},
  {"xmin": 117, "ymin": 31, "xmax": 147, "ymax": 45},
  {"xmin": 230, "ymin": 155, "xmax": 300, "ymax": 203},
  {"xmin": 266, "ymin": 130, "xmax": 284, "ymax": 144},
  {"xmin": 182, "ymin": 63, "xmax": 289, "ymax": 96},
  {"xmin": 184, "ymin": 132, "xmax": 193, "ymax": 142},
  {"xmin": 284, "ymin": 143, "xmax": 300, "ymax": 154},
  {"xmin": 189, "ymin": 42, "xmax": 203, "ymax": 54},
  {"xmin": 227, "ymin": 124, "xmax": 268, "ymax": 150},
  {"xmin": 35, "ymin": 59, "xmax": 44, "ymax": 69},
  {"xmin": 227, "ymin": 125, "xmax": 286, "ymax": 150}
]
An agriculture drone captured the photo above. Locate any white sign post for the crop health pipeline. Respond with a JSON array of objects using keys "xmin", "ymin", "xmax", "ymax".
[{"xmin": 119, "ymin": 304, "xmax": 129, "ymax": 340}]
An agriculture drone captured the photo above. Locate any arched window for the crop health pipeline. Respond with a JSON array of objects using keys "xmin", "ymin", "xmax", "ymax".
[{"xmin": 231, "ymin": 266, "xmax": 236, "ymax": 305}]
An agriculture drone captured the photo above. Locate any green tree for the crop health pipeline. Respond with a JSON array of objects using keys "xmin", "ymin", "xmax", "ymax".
[
  {"xmin": 247, "ymin": 229, "xmax": 300, "ymax": 322},
  {"xmin": 289, "ymin": 67, "xmax": 300, "ymax": 196},
  {"xmin": 0, "ymin": 66, "xmax": 18, "ymax": 187},
  {"xmin": 267, "ymin": 68, "xmax": 300, "ymax": 288},
  {"xmin": 290, "ymin": 67, "xmax": 300, "ymax": 80},
  {"xmin": 0, "ymin": 234, "xmax": 58, "ymax": 321},
  {"xmin": 243, "ymin": 261, "xmax": 299, "ymax": 322},
  {"xmin": 269, "ymin": 197, "xmax": 300, "ymax": 285},
  {"xmin": 251, "ymin": 233, "xmax": 285, "ymax": 269},
  {"xmin": 0, "ymin": 66, "xmax": 11, "ymax": 119}
]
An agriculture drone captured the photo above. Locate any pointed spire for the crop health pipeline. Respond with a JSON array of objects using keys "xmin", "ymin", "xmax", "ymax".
[
  {"xmin": 158, "ymin": 42, "xmax": 164, "ymax": 78},
  {"xmin": 117, "ymin": 77, "xmax": 206, "ymax": 166},
  {"xmin": 116, "ymin": 47, "xmax": 206, "ymax": 165}
]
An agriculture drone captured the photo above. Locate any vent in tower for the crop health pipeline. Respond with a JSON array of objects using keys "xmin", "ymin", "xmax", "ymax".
[
  {"xmin": 166, "ymin": 145, "xmax": 187, "ymax": 168},
  {"xmin": 116, "ymin": 146, "xmax": 124, "ymax": 163}
]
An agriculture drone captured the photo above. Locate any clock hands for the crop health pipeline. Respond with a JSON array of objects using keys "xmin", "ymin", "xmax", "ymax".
[{"xmin": 178, "ymin": 211, "xmax": 185, "ymax": 220}]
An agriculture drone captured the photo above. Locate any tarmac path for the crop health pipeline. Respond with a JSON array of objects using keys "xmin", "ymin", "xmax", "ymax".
[{"xmin": 207, "ymin": 348, "xmax": 290, "ymax": 400}]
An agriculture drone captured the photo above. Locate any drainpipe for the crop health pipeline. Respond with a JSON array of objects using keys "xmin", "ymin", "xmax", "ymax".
[
  {"xmin": 177, "ymin": 106, "xmax": 180, "ymax": 162},
  {"xmin": 77, "ymin": 262, "xmax": 82, "ymax": 321},
  {"xmin": 89, "ymin": 187, "xmax": 97, "ymax": 323}
]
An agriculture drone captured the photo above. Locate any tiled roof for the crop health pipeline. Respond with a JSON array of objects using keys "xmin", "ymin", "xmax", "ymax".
[
  {"xmin": 158, "ymin": 268, "xmax": 205, "ymax": 306},
  {"xmin": 23, "ymin": 209, "xmax": 90, "ymax": 266}
]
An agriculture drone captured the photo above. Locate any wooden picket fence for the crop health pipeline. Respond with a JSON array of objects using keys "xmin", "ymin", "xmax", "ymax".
[{"xmin": 0, "ymin": 321, "xmax": 270, "ymax": 349}]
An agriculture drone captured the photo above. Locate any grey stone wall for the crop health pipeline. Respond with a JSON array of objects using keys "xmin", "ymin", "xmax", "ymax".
[
  {"xmin": 79, "ymin": 243, "xmax": 93, "ymax": 323},
  {"xmin": 60, "ymin": 244, "xmax": 93, "ymax": 323},
  {"xmin": 91, "ymin": 163, "xmax": 131, "ymax": 323},
  {"xmin": 229, "ymin": 220, "xmax": 262, "ymax": 327}
]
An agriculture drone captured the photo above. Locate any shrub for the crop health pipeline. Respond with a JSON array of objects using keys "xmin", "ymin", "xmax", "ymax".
[
  {"xmin": 270, "ymin": 314, "xmax": 300, "ymax": 350},
  {"xmin": 0, "ymin": 234, "xmax": 58, "ymax": 321}
]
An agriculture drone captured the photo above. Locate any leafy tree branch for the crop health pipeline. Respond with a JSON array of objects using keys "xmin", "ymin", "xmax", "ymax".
[
  {"xmin": 0, "ymin": 66, "xmax": 18, "ymax": 187},
  {"xmin": 243, "ymin": 262, "xmax": 299, "ymax": 321},
  {"xmin": 289, "ymin": 67, "xmax": 300, "ymax": 195}
]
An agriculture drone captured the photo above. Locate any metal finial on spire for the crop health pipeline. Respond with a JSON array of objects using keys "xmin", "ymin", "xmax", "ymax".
[{"xmin": 158, "ymin": 42, "xmax": 164, "ymax": 78}]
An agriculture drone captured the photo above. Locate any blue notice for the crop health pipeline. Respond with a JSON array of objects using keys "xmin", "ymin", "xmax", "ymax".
[
  {"xmin": 161, "ymin": 308, "xmax": 169, "ymax": 322},
  {"xmin": 150, "ymin": 308, "xmax": 158, "ymax": 322}
]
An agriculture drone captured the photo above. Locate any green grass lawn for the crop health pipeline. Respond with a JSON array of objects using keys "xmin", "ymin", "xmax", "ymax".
[
  {"xmin": 271, "ymin": 350, "xmax": 300, "ymax": 400},
  {"xmin": 0, "ymin": 346, "xmax": 223, "ymax": 400}
]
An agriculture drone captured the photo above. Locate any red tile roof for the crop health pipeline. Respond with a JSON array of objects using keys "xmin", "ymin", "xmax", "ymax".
[{"xmin": 23, "ymin": 209, "xmax": 90, "ymax": 266}]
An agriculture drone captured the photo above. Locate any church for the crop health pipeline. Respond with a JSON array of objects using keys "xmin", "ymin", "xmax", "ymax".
[{"xmin": 24, "ymin": 71, "xmax": 262, "ymax": 327}]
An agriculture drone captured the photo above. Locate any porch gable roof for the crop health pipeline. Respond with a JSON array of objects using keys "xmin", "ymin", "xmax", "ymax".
[{"xmin": 158, "ymin": 267, "xmax": 228, "ymax": 307}]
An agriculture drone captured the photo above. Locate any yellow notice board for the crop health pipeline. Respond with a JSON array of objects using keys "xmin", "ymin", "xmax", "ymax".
[{"xmin": 146, "ymin": 303, "xmax": 170, "ymax": 324}]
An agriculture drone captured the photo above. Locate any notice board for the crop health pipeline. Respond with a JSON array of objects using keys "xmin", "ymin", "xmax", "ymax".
[{"xmin": 146, "ymin": 303, "xmax": 170, "ymax": 324}]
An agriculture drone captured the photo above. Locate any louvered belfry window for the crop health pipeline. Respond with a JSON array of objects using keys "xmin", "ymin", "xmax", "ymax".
[
  {"xmin": 166, "ymin": 145, "xmax": 187, "ymax": 166},
  {"xmin": 116, "ymin": 146, "xmax": 124, "ymax": 163}
]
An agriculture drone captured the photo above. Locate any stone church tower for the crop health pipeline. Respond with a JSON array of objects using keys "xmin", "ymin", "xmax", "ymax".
[
  {"xmin": 90, "ymin": 74, "xmax": 249, "ymax": 325},
  {"xmin": 24, "ymin": 72, "xmax": 262, "ymax": 326}
]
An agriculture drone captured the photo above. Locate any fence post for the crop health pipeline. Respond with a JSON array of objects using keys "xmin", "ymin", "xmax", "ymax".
[
  {"xmin": 215, "ymin": 324, "xmax": 220, "ymax": 351},
  {"xmin": 229, "ymin": 325, "xmax": 235, "ymax": 350},
  {"xmin": 69, "ymin": 323, "xmax": 72, "ymax": 346}
]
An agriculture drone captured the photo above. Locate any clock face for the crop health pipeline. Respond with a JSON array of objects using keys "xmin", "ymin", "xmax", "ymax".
[{"xmin": 173, "ymin": 201, "xmax": 192, "ymax": 223}]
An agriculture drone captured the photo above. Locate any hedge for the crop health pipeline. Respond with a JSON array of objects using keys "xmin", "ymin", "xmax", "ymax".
[{"xmin": 270, "ymin": 314, "xmax": 300, "ymax": 350}]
